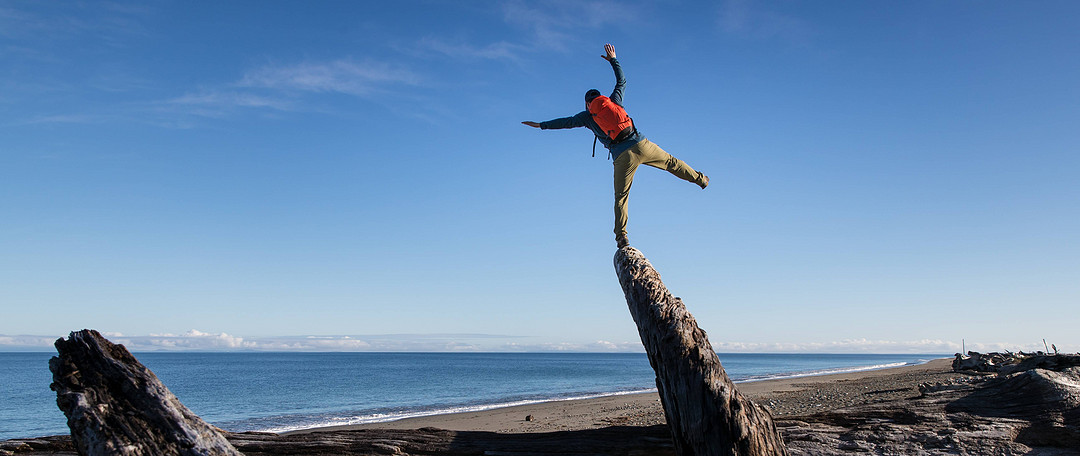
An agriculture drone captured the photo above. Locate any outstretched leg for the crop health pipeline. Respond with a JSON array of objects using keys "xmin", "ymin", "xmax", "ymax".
[{"xmin": 636, "ymin": 139, "xmax": 708, "ymax": 188}]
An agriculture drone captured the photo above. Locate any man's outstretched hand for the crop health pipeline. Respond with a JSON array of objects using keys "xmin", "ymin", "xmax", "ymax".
[
  {"xmin": 521, "ymin": 121, "xmax": 541, "ymax": 128},
  {"xmin": 602, "ymin": 43, "xmax": 616, "ymax": 61}
]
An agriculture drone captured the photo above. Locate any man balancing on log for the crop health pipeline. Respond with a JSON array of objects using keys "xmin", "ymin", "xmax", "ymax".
[{"xmin": 522, "ymin": 44, "xmax": 709, "ymax": 249}]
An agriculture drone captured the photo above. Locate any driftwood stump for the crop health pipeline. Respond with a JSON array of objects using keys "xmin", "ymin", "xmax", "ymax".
[
  {"xmin": 49, "ymin": 329, "xmax": 241, "ymax": 456},
  {"xmin": 615, "ymin": 247, "xmax": 787, "ymax": 456}
]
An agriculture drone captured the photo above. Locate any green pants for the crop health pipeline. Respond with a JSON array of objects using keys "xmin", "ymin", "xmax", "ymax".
[{"xmin": 613, "ymin": 139, "xmax": 706, "ymax": 239}]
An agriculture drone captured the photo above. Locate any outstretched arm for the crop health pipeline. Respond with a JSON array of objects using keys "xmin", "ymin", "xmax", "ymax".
[{"xmin": 522, "ymin": 112, "xmax": 590, "ymax": 130}]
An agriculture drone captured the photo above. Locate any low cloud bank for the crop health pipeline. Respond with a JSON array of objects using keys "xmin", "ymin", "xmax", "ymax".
[
  {"xmin": 1, "ymin": 332, "xmax": 519, "ymax": 352},
  {"xmin": 708, "ymin": 339, "xmax": 1048, "ymax": 354},
  {"xmin": 0, "ymin": 332, "xmax": 1059, "ymax": 354}
]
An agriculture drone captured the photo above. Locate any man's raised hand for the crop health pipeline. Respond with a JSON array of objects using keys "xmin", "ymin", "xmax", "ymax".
[
  {"xmin": 602, "ymin": 43, "xmax": 616, "ymax": 61},
  {"xmin": 521, "ymin": 121, "xmax": 541, "ymax": 128}
]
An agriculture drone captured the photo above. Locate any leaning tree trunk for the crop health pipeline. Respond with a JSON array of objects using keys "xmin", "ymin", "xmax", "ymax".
[
  {"xmin": 614, "ymin": 247, "xmax": 787, "ymax": 456},
  {"xmin": 50, "ymin": 329, "xmax": 242, "ymax": 456}
]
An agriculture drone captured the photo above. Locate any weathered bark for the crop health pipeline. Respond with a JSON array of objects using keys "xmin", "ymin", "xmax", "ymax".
[
  {"xmin": 614, "ymin": 247, "xmax": 787, "ymax": 456},
  {"xmin": 231, "ymin": 425, "xmax": 677, "ymax": 456},
  {"xmin": 2, "ymin": 426, "xmax": 678, "ymax": 456},
  {"xmin": 49, "ymin": 329, "xmax": 242, "ymax": 456}
]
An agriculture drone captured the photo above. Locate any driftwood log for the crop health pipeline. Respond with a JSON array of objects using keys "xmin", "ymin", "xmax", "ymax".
[
  {"xmin": 1, "ymin": 426, "xmax": 678, "ymax": 456},
  {"xmin": 614, "ymin": 247, "xmax": 787, "ymax": 456},
  {"xmin": 49, "ymin": 329, "xmax": 242, "ymax": 456}
]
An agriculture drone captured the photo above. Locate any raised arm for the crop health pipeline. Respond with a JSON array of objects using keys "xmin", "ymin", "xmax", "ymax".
[
  {"xmin": 602, "ymin": 43, "xmax": 626, "ymax": 106},
  {"xmin": 522, "ymin": 44, "xmax": 623, "ymax": 129}
]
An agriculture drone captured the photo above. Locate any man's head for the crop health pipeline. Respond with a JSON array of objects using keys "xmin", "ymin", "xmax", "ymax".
[{"xmin": 585, "ymin": 89, "xmax": 601, "ymax": 104}]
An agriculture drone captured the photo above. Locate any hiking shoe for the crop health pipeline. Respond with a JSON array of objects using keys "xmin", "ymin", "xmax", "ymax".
[
  {"xmin": 616, "ymin": 236, "xmax": 630, "ymax": 248},
  {"xmin": 700, "ymin": 174, "xmax": 710, "ymax": 190}
]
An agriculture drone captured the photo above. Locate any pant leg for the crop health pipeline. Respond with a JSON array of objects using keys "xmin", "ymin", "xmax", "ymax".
[
  {"xmin": 635, "ymin": 139, "xmax": 706, "ymax": 187},
  {"xmin": 613, "ymin": 147, "xmax": 641, "ymax": 239}
]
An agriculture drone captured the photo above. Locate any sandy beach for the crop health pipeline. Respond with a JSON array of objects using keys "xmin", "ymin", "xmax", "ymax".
[
  {"xmin": 10, "ymin": 356, "xmax": 1078, "ymax": 455},
  {"xmin": 289, "ymin": 358, "xmax": 957, "ymax": 435}
]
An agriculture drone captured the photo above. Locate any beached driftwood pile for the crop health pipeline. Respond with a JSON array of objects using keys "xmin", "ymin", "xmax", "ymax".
[
  {"xmin": 780, "ymin": 355, "xmax": 1080, "ymax": 454},
  {"xmin": 953, "ymin": 350, "xmax": 1080, "ymax": 374},
  {"xmin": 952, "ymin": 350, "xmax": 1023, "ymax": 372},
  {"xmin": 614, "ymin": 246, "xmax": 788, "ymax": 456},
  {"xmin": 48, "ymin": 329, "xmax": 242, "ymax": 456}
]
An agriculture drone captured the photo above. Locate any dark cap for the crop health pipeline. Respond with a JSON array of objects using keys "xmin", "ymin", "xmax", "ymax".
[{"xmin": 585, "ymin": 89, "xmax": 601, "ymax": 103}]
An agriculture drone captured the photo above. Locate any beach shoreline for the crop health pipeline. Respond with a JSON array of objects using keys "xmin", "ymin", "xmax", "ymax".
[
  {"xmin": 286, "ymin": 357, "xmax": 955, "ymax": 435},
  {"xmin": 15, "ymin": 356, "xmax": 1073, "ymax": 455}
]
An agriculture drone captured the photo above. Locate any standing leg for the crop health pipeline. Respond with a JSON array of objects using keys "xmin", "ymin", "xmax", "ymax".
[
  {"xmin": 635, "ymin": 139, "xmax": 708, "ymax": 188},
  {"xmin": 613, "ymin": 147, "xmax": 641, "ymax": 245}
]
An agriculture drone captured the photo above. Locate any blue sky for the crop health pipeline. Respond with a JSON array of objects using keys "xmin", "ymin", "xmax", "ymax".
[{"xmin": 2, "ymin": 1, "xmax": 1077, "ymax": 353}]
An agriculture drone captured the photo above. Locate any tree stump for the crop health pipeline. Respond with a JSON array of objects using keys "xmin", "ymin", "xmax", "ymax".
[
  {"xmin": 49, "ymin": 329, "xmax": 242, "ymax": 456},
  {"xmin": 614, "ymin": 247, "xmax": 787, "ymax": 456}
]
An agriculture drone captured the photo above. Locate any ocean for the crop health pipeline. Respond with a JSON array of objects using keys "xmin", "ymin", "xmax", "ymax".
[{"xmin": 0, "ymin": 352, "xmax": 938, "ymax": 440}]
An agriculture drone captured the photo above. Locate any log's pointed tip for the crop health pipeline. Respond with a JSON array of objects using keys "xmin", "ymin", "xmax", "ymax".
[
  {"xmin": 63, "ymin": 329, "xmax": 103, "ymax": 348},
  {"xmin": 614, "ymin": 245, "xmax": 647, "ymax": 268},
  {"xmin": 56, "ymin": 330, "xmax": 89, "ymax": 352},
  {"xmin": 63, "ymin": 329, "xmax": 98, "ymax": 342}
]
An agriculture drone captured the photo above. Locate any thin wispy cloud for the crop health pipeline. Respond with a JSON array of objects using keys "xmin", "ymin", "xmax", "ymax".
[
  {"xmin": 11, "ymin": 114, "xmax": 107, "ymax": 126},
  {"xmin": 0, "ymin": 2, "xmax": 150, "ymax": 45},
  {"xmin": 418, "ymin": 38, "xmax": 528, "ymax": 63},
  {"xmin": 717, "ymin": 0, "xmax": 815, "ymax": 44},
  {"xmin": 414, "ymin": 0, "xmax": 637, "ymax": 64},
  {"xmin": 0, "ymin": 6, "xmax": 31, "ymax": 38},
  {"xmin": 239, "ymin": 59, "xmax": 421, "ymax": 96},
  {"xmin": 161, "ymin": 59, "xmax": 421, "ymax": 119},
  {"xmin": 501, "ymin": 0, "xmax": 636, "ymax": 49},
  {"xmin": 168, "ymin": 90, "xmax": 292, "ymax": 113}
]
